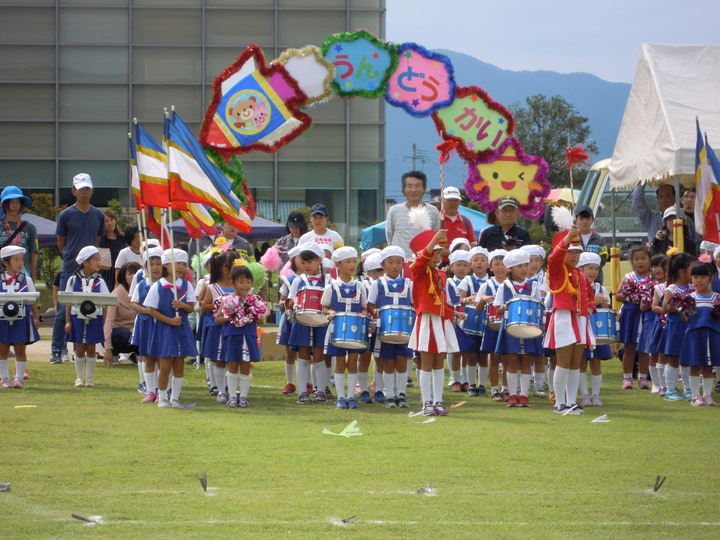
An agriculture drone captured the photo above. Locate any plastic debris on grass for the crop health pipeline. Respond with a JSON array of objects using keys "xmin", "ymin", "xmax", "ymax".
[
  {"xmin": 415, "ymin": 482, "xmax": 435, "ymax": 495},
  {"xmin": 450, "ymin": 401, "xmax": 467, "ymax": 409},
  {"xmin": 591, "ymin": 414, "xmax": 610, "ymax": 423},
  {"xmin": 0, "ymin": 482, "xmax": 10, "ymax": 492},
  {"xmin": 200, "ymin": 472, "xmax": 207, "ymax": 492},
  {"xmin": 322, "ymin": 420, "xmax": 362, "ymax": 437},
  {"xmin": 415, "ymin": 417, "xmax": 436, "ymax": 424}
]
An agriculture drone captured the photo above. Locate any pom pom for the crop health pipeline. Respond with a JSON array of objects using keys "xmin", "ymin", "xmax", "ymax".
[
  {"xmin": 566, "ymin": 145, "xmax": 590, "ymax": 169},
  {"xmin": 712, "ymin": 296, "xmax": 720, "ymax": 322},
  {"xmin": 666, "ymin": 288, "xmax": 697, "ymax": 323},
  {"xmin": 279, "ymin": 260, "xmax": 294, "ymax": 278},
  {"xmin": 551, "ymin": 205, "xmax": 574, "ymax": 232},
  {"xmin": 248, "ymin": 261, "xmax": 266, "ymax": 292},
  {"xmin": 408, "ymin": 206, "xmax": 432, "ymax": 231},
  {"xmin": 666, "ymin": 246, "xmax": 679, "ymax": 256},
  {"xmin": 260, "ymin": 246, "xmax": 282, "ymax": 272},
  {"xmin": 638, "ymin": 278, "xmax": 655, "ymax": 306}
]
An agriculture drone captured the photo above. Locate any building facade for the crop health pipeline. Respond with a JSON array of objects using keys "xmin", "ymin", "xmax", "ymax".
[{"xmin": 0, "ymin": 0, "xmax": 385, "ymax": 242}]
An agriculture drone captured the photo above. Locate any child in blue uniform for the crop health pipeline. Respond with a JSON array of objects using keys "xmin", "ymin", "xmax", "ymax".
[
  {"xmin": 661, "ymin": 251, "xmax": 696, "ymax": 401},
  {"xmin": 215, "ymin": 263, "xmax": 267, "ymax": 408},
  {"xmin": 322, "ymin": 246, "xmax": 367, "ymax": 409},
  {"xmin": 277, "ymin": 246, "xmax": 302, "ymax": 395},
  {"xmin": 643, "ymin": 254, "xmax": 667, "ymax": 392},
  {"xmin": 131, "ymin": 246, "xmax": 163, "ymax": 403},
  {"xmin": 458, "ymin": 246, "xmax": 489, "ymax": 396},
  {"xmin": 64, "ymin": 246, "xmax": 109, "ymax": 388},
  {"xmin": 494, "ymin": 249, "xmax": 543, "ymax": 407},
  {"xmin": 615, "ymin": 245, "xmax": 652, "ymax": 390},
  {"xmin": 144, "ymin": 248, "xmax": 197, "ymax": 408},
  {"xmin": 357, "ymin": 252, "xmax": 383, "ymax": 403},
  {"xmin": 578, "ymin": 252, "xmax": 611, "ymax": 407},
  {"xmin": 680, "ymin": 256, "xmax": 720, "ymax": 406},
  {"xmin": 288, "ymin": 243, "xmax": 329, "ymax": 404},
  {"xmin": 475, "ymin": 249, "xmax": 508, "ymax": 402},
  {"xmin": 0, "ymin": 246, "xmax": 40, "ymax": 389},
  {"xmin": 367, "ymin": 246, "xmax": 412, "ymax": 408}
]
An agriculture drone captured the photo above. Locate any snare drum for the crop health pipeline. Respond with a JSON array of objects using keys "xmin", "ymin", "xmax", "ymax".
[
  {"xmin": 460, "ymin": 305, "xmax": 486, "ymax": 336},
  {"xmin": 330, "ymin": 312, "xmax": 369, "ymax": 349},
  {"xmin": 377, "ymin": 305, "xmax": 415, "ymax": 344},
  {"xmin": 590, "ymin": 308, "xmax": 617, "ymax": 344},
  {"xmin": 505, "ymin": 297, "xmax": 544, "ymax": 338},
  {"xmin": 486, "ymin": 304, "xmax": 502, "ymax": 331},
  {"xmin": 294, "ymin": 287, "xmax": 328, "ymax": 327}
]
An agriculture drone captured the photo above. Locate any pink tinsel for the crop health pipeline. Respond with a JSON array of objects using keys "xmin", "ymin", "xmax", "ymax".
[
  {"xmin": 260, "ymin": 246, "xmax": 282, "ymax": 272},
  {"xmin": 667, "ymin": 289, "xmax": 697, "ymax": 323},
  {"xmin": 279, "ymin": 260, "xmax": 294, "ymax": 279},
  {"xmin": 712, "ymin": 295, "xmax": 720, "ymax": 322},
  {"xmin": 638, "ymin": 278, "xmax": 655, "ymax": 307},
  {"xmin": 220, "ymin": 293, "xmax": 268, "ymax": 327}
]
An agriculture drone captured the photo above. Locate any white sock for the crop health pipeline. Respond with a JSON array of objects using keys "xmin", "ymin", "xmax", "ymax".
[
  {"xmin": 681, "ymin": 366, "xmax": 691, "ymax": 391},
  {"xmin": 648, "ymin": 365, "xmax": 659, "ymax": 387},
  {"xmin": 548, "ymin": 367, "xmax": 555, "ymax": 391},
  {"xmin": 450, "ymin": 368, "xmax": 461, "ymax": 384},
  {"xmin": 479, "ymin": 366, "xmax": 488, "ymax": 388},
  {"xmin": 461, "ymin": 364, "xmax": 468, "ymax": 384},
  {"xmin": 0, "ymin": 359, "xmax": 9, "ymax": 380},
  {"xmin": 214, "ymin": 365, "xmax": 226, "ymax": 393},
  {"xmin": 314, "ymin": 362, "xmax": 328, "ymax": 393},
  {"xmin": 432, "ymin": 368, "xmax": 445, "ymax": 403},
  {"xmin": 689, "ymin": 375, "xmax": 701, "ymax": 397},
  {"xmin": 334, "ymin": 372, "xmax": 345, "ymax": 400},
  {"xmin": 284, "ymin": 362, "xmax": 296, "ymax": 385},
  {"xmin": 656, "ymin": 364, "xmax": 666, "ymax": 386},
  {"xmin": 623, "ymin": 372, "xmax": 633, "ymax": 379},
  {"xmin": 171, "ymin": 376, "xmax": 183, "ymax": 401},
  {"xmin": 467, "ymin": 365, "xmax": 477, "ymax": 387},
  {"xmin": 533, "ymin": 369, "xmax": 544, "ymax": 389},
  {"xmin": 520, "ymin": 373, "xmax": 532, "ymax": 397},
  {"xmin": 566, "ymin": 369, "xmax": 580, "ymax": 405},
  {"xmin": 638, "ymin": 372, "xmax": 648, "ymax": 381},
  {"xmin": 137, "ymin": 361, "xmax": 145, "ymax": 384},
  {"xmin": 703, "ymin": 377, "xmax": 714, "ymax": 397},
  {"xmin": 85, "ymin": 356, "xmax": 96, "ymax": 382},
  {"xmin": 419, "ymin": 370, "xmax": 432, "ymax": 403},
  {"xmin": 357, "ymin": 370, "xmax": 368, "ymax": 392},
  {"xmin": 206, "ymin": 360, "xmax": 216, "ymax": 388},
  {"xmin": 15, "ymin": 360, "xmax": 26, "ymax": 381},
  {"xmin": 144, "ymin": 370, "xmax": 158, "ymax": 394},
  {"xmin": 348, "ymin": 372, "xmax": 358, "ymax": 399},
  {"xmin": 226, "ymin": 371, "xmax": 240, "ymax": 397},
  {"xmin": 578, "ymin": 372, "xmax": 589, "ymax": 397},
  {"xmin": 383, "ymin": 371, "xmax": 395, "ymax": 398},
  {"xmin": 297, "ymin": 358, "xmax": 310, "ymax": 392},
  {"xmin": 665, "ymin": 365, "xmax": 679, "ymax": 390},
  {"xmin": 74, "ymin": 355, "xmax": 86, "ymax": 380},
  {"xmin": 591, "ymin": 374, "xmax": 603, "ymax": 396},
  {"xmin": 373, "ymin": 361, "xmax": 382, "ymax": 384},
  {"xmin": 554, "ymin": 366, "xmax": 569, "ymax": 407},
  {"xmin": 507, "ymin": 371, "xmax": 519, "ymax": 394},
  {"xmin": 238, "ymin": 373, "xmax": 252, "ymax": 398},
  {"xmin": 397, "ymin": 370, "xmax": 408, "ymax": 396}
]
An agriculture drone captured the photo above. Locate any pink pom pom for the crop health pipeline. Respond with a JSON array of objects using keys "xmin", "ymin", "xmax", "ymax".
[
  {"xmin": 279, "ymin": 260, "xmax": 294, "ymax": 278},
  {"xmin": 260, "ymin": 246, "xmax": 283, "ymax": 272}
]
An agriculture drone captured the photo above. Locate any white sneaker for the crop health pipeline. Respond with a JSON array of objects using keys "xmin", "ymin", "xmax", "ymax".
[
  {"xmin": 74, "ymin": 378, "xmax": 84, "ymax": 388},
  {"xmin": 171, "ymin": 399, "xmax": 181, "ymax": 409},
  {"xmin": 118, "ymin": 353, "xmax": 130, "ymax": 363},
  {"xmin": 591, "ymin": 395, "xmax": 603, "ymax": 407},
  {"xmin": 157, "ymin": 398, "xmax": 171, "ymax": 408},
  {"xmin": 580, "ymin": 395, "xmax": 592, "ymax": 408}
]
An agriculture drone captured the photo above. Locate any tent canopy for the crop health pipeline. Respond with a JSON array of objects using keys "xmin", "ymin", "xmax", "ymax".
[
  {"xmin": 22, "ymin": 212, "xmax": 57, "ymax": 248},
  {"xmin": 360, "ymin": 206, "xmax": 489, "ymax": 249},
  {"xmin": 170, "ymin": 215, "xmax": 287, "ymax": 240},
  {"xmin": 610, "ymin": 44, "xmax": 720, "ymax": 189}
]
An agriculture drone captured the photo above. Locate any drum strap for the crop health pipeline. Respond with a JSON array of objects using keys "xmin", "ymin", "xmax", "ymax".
[
  {"xmin": 331, "ymin": 279, "xmax": 361, "ymax": 309},
  {"xmin": 379, "ymin": 276, "xmax": 410, "ymax": 304}
]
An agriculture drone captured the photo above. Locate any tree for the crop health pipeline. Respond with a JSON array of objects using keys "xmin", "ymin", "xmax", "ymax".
[{"xmin": 510, "ymin": 94, "xmax": 598, "ymax": 188}]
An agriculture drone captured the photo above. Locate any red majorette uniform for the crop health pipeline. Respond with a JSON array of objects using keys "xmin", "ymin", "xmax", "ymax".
[
  {"xmin": 407, "ymin": 231, "xmax": 460, "ymax": 354},
  {"xmin": 543, "ymin": 233, "xmax": 596, "ymax": 350}
]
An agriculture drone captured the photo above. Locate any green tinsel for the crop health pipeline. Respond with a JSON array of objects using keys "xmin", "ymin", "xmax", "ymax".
[{"xmin": 205, "ymin": 147, "xmax": 247, "ymax": 224}]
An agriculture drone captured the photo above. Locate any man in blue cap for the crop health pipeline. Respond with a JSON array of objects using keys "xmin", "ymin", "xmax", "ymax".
[
  {"xmin": 0, "ymin": 186, "xmax": 38, "ymax": 280},
  {"xmin": 575, "ymin": 204, "xmax": 607, "ymax": 282}
]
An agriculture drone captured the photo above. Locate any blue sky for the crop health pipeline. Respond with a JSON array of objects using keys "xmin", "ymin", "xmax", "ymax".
[{"xmin": 386, "ymin": 0, "xmax": 718, "ymax": 83}]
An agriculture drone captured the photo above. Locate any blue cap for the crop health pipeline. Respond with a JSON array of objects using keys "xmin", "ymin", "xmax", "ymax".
[
  {"xmin": 575, "ymin": 204, "xmax": 594, "ymax": 218},
  {"xmin": 310, "ymin": 203, "xmax": 328, "ymax": 217},
  {"xmin": 0, "ymin": 186, "xmax": 31, "ymax": 207}
]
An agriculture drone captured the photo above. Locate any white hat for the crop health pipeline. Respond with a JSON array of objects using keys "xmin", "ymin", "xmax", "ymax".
[
  {"xmin": 502, "ymin": 249, "xmax": 529, "ymax": 269},
  {"xmin": 332, "ymin": 245, "xmax": 358, "ymax": 263},
  {"xmin": 468, "ymin": 246, "xmax": 490, "ymax": 260},
  {"xmin": 700, "ymin": 240, "xmax": 720, "ymax": 253},
  {"xmin": 0, "ymin": 245, "xmax": 25, "ymax": 259},
  {"xmin": 161, "ymin": 248, "xmax": 188, "ymax": 265},
  {"xmin": 449, "ymin": 237, "xmax": 470, "ymax": 252},
  {"xmin": 662, "ymin": 206, "xmax": 678, "ymax": 221},
  {"xmin": 72, "ymin": 172, "xmax": 93, "ymax": 190},
  {"xmin": 141, "ymin": 239, "xmax": 160, "ymax": 250},
  {"xmin": 521, "ymin": 244, "xmax": 546, "ymax": 260},
  {"xmin": 361, "ymin": 248, "xmax": 381, "ymax": 260},
  {"xmin": 146, "ymin": 247, "xmax": 163, "ymax": 262},
  {"xmin": 318, "ymin": 242, "xmax": 334, "ymax": 256},
  {"xmin": 380, "ymin": 245, "xmax": 406, "ymax": 263},
  {"xmin": 202, "ymin": 251, "xmax": 213, "ymax": 265},
  {"xmin": 287, "ymin": 245, "xmax": 303, "ymax": 259},
  {"xmin": 443, "ymin": 186, "xmax": 462, "ymax": 200},
  {"xmin": 714, "ymin": 246, "xmax": 720, "ymax": 260},
  {"xmin": 578, "ymin": 252, "xmax": 601, "ymax": 267},
  {"xmin": 299, "ymin": 243, "xmax": 325, "ymax": 260},
  {"xmin": 364, "ymin": 253, "xmax": 382, "ymax": 272},
  {"xmin": 449, "ymin": 251, "xmax": 471, "ymax": 264},
  {"xmin": 488, "ymin": 249, "xmax": 507, "ymax": 262},
  {"xmin": 75, "ymin": 245, "xmax": 99, "ymax": 265}
]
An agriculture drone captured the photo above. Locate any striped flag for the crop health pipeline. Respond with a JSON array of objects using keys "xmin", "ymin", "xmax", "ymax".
[
  {"xmin": 135, "ymin": 123, "xmax": 169, "ymax": 209},
  {"xmin": 694, "ymin": 119, "xmax": 720, "ymax": 243}
]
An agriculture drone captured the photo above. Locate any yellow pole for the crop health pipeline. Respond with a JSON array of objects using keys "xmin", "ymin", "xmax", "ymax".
[
  {"xmin": 610, "ymin": 247, "xmax": 621, "ymax": 311},
  {"xmin": 673, "ymin": 218, "xmax": 684, "ymax": 253}
]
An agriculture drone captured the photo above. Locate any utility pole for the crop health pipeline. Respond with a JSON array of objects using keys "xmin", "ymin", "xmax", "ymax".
[{"xmin": 403, "ymin": 143, "xmax": 428, "ymax": 170}]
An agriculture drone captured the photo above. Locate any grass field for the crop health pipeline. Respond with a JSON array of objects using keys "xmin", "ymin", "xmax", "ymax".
[{"xmin": 2, "ymin": 357, "xmax": 719, "ymax": 539}]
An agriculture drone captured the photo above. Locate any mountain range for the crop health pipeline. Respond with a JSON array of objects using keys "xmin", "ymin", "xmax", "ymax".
[{"xmin": 384, "ymin": 49, "xmax": 631, "ymax": 199}]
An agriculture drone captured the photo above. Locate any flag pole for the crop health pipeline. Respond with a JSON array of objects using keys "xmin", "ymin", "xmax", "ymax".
[{"xmin": 163, "ymin": 108, "xmax": 178, "ymax": 306}]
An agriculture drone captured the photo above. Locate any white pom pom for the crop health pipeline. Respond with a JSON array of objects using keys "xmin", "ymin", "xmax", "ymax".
[
  {"xmin": 408, "ymin": 206, "xmax": 432, "ymax": 231},
  {"xmin": 551, "ymin": 206, "xmax": 574, "ymax": 231}
]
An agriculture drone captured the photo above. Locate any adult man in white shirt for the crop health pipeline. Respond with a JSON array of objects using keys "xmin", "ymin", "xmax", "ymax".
[{"xmin": 298, "ymin": 203, "xmax": 344, "ymax": 248}]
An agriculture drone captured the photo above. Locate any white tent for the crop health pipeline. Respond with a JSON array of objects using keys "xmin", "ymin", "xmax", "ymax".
[{"xmin": 609, "ymin": 44, "xmax": 720, "ymax": 189}]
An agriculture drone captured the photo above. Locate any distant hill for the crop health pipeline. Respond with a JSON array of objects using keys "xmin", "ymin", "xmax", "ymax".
[{"xmin": 385, "ymin": 49, "xmax": 631, "ymax": 199}]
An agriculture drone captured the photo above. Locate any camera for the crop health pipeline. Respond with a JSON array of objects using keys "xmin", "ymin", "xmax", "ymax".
[
  {"xmin": 502, "ymin": 234, "xmax": 523, "ymax": 248},
  {"xmin": 660, "ymin": 230, "xmax": 669, "ymax": 239}
]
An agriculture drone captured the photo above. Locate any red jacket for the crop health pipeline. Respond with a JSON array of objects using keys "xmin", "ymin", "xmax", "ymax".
[
  {"xmin": 410, "ymin": 249, "xmax": 454, "ymax": 320},
  {"xmin": 546, "ymin": 244, "xmax": 595, "ymax": 316}
]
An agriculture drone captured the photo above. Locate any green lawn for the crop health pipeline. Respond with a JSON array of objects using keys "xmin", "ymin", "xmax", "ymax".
[{"xmin": 2, "ymin": 358, "xmax": 718, "ymax": 539}]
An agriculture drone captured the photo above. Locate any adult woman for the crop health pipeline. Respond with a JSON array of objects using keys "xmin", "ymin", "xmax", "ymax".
[
  {"xmin": 99, "ymin": 209, "xmax": 125, "ymax": 291},
  {"xmin": 275, "ymin": 211, "xmax": 308, "ymax": 264},
  {"xmin": 103, "ymin": 261, "xmax": 141, "ymax": 367},
  {"xmin": 0, "ymin": 186, "xmax": 38, "ymax": 280}
]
